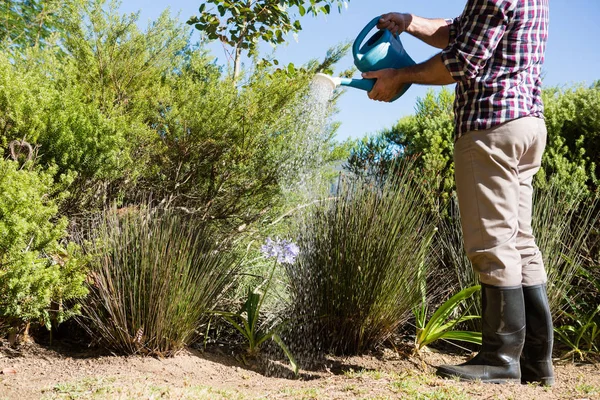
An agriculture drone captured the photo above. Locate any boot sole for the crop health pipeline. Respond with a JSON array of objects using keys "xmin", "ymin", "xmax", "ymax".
[{"xmin": 437, "ymin": 370, "xmax": 520, "ymax": 384}]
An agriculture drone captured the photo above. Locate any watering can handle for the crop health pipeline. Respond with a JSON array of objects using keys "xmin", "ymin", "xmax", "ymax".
[{"xmin": 352, "ymin": 16, "xmax": 381, "ymax": 61}]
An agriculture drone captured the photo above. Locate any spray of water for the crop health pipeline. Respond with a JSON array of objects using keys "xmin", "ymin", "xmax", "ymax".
[
  {"xmin": 259, "ymin": 76, "xmax": 340, "ymax": 377},
  {"xmin": 278, "ymin": 76, "xmax": 338, "ymax": 201}
]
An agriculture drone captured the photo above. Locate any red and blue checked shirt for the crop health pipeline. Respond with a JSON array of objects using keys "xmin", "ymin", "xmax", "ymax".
[{"xmin": 441, "ymin": 0, "xmax": 549, "ymax": 139}]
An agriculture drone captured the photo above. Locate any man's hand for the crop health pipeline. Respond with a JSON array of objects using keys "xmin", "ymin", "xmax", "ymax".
[
  {"xmin": 362, "ymin": 69, "xmax": 407, "ymax": 103},
  {"xmin": 363, "ymin": 55, "xmax": 456, "ymax": 103},
  {"xmin": 378, "ymin": 13, "xmax": 412, "ymax": 35}
]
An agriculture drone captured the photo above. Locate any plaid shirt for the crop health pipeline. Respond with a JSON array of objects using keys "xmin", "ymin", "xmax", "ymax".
[{"xmin": 441, "ymin": 0, "xmax": 549, "ymax": 139}]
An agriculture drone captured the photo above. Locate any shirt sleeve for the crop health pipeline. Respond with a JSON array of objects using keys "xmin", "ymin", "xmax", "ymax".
[
  {"xmin": 441, "ymin": 0, "xmax": 513, "ymax": 82},
  {"xmin": 445, "ymin": 17, "xmax": 460, "ymax": 45}
]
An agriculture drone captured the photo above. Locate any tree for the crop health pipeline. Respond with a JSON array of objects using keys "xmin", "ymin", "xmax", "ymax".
[
  {"xmin": 0, "ymin": 0, "xmax": 82, "ymax": 49},
  {"xmin": 187, "ymin": 0, "xmax": 349, "ymax": 80},
  {"xmin": 139, "ymin": 45, "xmax": 350, "ymax": 231},
  {"xmin": 346, "ymin": 83, "xmax": 600, "ymax": 208},
  {"xmin": 0, "ymin": 1, "xmax": 192, "ymax": 214},
  {"xmin": 346, "ymin": 87, "xmax": 455, "ymax": 211}
]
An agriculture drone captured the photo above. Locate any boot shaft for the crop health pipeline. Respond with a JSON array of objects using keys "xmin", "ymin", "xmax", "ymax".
[
  {"xmin": 479, "ymin": 284, "xmax": 526, "ymax": 363},
  {"xmin": 522, "ymin": 284, "xmax": 553, "ymax": 352},
  {"xmin": 521, "ymin": 284, "xmax": 554, "ymax": 386},
  {"xmin": 436, "ymin": 284, "xmax": 526, "ymax": 383}
]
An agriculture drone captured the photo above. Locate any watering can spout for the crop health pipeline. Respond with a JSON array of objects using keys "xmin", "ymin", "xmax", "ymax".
[
  {"xmin": 312, "ymin": 74, "xmax": 410, "ymax": 100},
  {"xmin": 312, "ymin": 73, "xmax": 343, "ymax": 91},
  {"xmin": 312, "ymin": 73, "xmax": 374, "ymax": 93}
]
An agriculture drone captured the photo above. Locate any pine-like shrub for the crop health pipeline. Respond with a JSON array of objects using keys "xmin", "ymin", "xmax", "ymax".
[{"xmin": 0, "ymin": 159, "xmax": 87, "ymax": 335}]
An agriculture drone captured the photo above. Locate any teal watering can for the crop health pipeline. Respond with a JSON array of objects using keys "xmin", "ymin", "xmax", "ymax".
[{"xmin": 314, "ymin": 16, "xmax": 416, "ymax": 101}]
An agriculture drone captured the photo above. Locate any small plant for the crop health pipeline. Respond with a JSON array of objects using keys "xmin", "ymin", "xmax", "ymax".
[
  {"xmin": 414, "ymin": 286, "xmax": 482, "ymax": 352},
  {"xmin": 555, "ymin": 305, "xmax": 600, "ymax": 361},
  {"xmin": 555, "ymin": 266, "xmax": 600, "ymax": 360},
  {"xmin": 217, "ymin": 238, "xmax": 299, "ymax": 375}
]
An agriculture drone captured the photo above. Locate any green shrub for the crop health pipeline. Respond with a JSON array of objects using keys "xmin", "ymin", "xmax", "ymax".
[
  {"xmin": 346, "ymin": 82, "xmax": 600, "ymax": 209},
  {"xmin": 0, "ymin": 49, "xmax": 144, "ymax": 213},
  {"xmin": 140, "ymin": 49, "xmax": 347, "ymax": 232},
  {"xmin": 0, "ymin": 3, "xmax": 188, "ymax": 213},
  {"xmin": 0, "ymin": 159, "xmax": 87, "ymax": 333},
  {"xmin": 345, "ymin": 88, "xmax": 455, "ymax": 212},
  {"xmin": 541, "ymin": 82, "xmax": 600, "ymax": 194},
  {"xmin": 286, "ymin": 160, "xmax": 437, "ymax": 355},
  {"xmin": 79, "ymin": 205, "xmax": 241, "ymax": 356}
]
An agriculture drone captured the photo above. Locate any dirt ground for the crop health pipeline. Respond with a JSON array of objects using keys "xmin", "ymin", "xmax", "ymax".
[{"xmin": 0, "ymin": 340, "xmax": 599, "ymax": 400}]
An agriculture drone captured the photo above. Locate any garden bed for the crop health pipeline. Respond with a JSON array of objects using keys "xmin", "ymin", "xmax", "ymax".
[{"xmin": 1, "ymin": 340, "xmax": 598, "ymax": 399}]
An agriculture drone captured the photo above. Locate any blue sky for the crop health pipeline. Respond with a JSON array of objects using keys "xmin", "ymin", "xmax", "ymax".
[{"xmin": 120, "ymin": 0, "xmax": 600, "ymax": 142}]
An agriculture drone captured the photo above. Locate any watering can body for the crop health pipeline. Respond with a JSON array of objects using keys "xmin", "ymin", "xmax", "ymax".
[{"xmin": 343, "ymin": 16, "xmax": 416, "ymax": 101}]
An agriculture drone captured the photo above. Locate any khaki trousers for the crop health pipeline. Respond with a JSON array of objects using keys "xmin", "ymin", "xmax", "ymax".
[{"xmin": 454, "ymin": 117, "xmax": 548, "ymax": 287}]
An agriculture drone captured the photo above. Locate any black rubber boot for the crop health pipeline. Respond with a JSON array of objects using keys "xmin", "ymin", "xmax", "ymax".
[
  {"xmin": 520, "ymin": 284, "xmax": 555, "ymax": 386},
  {"xmin": 436, "ymin": 284, "xmax": 526, "ymax": 383}
]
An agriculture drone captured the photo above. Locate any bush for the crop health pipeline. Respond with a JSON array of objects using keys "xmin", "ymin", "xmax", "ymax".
[
  {"xmin": 78, "ymin": 205, "xmax": 242, "ymax": 356},
  {"xmin": 541, "ymin": 82, "xmax": 600, "ymax": 194},
  {"xmin": 138, "ymin": 48, "xmax": 347, "ymax": 232},
  {"xmin": 533, "ymin": 185, "xmax": 600, "ymax": 315},
  {"xmin": 285, "ymin": 159, "xmax": 437, "ymax": 355},
  {"xmin": 346, "ymin": 83, "xmax": 600, "ymax": 209},
  {"xmin": 0, "ymin": 159, "xmax": 87, "ymax": 335}
]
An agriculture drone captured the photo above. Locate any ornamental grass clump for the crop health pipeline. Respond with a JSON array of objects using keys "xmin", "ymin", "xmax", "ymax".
[
  {"xmin": 532, "ymin": 184, "xmax": 600, "ymax": 316},
  {"xmin": 78, "ymin": 205, "xmax": 240, "ymax": 356},
  {"xmin": 287, "ymin": 159, "xmax": 437, "ymax": 355}
]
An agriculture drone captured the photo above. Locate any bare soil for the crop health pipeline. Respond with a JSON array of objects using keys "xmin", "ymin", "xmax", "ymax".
[{"xmin": 0, "ymin": 340, "xmax": 599, "ymax": 400}]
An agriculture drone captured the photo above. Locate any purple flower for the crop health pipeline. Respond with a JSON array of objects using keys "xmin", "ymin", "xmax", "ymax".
[
  {"xmin": 260, "ymin": 237, "xmax": 279, "ymax": 258},
  {"xmin": 261, "ymin": 237, "xmax": 299, "ymax": 264}
]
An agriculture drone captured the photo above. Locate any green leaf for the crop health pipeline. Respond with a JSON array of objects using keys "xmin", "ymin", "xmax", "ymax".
[
  {"xmin": 440, "ymin": 330, "xmax": 482, "ymax": 345},
  {"xmin": 242, "ymin": 288, "xmax": 261, "ymax": 331},
  {"xmin": 255, "ymin": 331, "xmax": 274, "ymax": 347},
  {"xmin": 223, "ymin": 315, "xmax": 250, "ymax": 342},
  {"xmin": 416, "ymin": 285, "xmax": 481, "ymax": 350},
  {"xmin": 272, "ymin": 333, "xmax": 299, "ymax": 375}
]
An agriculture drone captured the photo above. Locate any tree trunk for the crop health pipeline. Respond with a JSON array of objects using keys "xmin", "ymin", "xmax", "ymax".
[
  {"xmin": 8, "ymin": 321, "xmax": 30, "ymax": 347},
  {"xmin": 233, "ymin": 45, "xmax": 242, "ymax": 83}
]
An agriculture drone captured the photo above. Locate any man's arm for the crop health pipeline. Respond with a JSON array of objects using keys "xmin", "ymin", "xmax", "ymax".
[
  {"xmin": 378, "ymin": 13, "xmax": 451, "ymax": 49},
  {"xmin": 367, "ymin": 1, "xmax": 513, "ymax": 102},
  {"xmin": 440, "ymin": 0, "xmax": 512, "ymax": 82},
  {"xmin": 362, "ymin": 54, "xmax": 455, "ymax": 102}
]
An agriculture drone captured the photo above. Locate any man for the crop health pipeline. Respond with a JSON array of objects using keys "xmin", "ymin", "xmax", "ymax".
[{"xmin": 363, "ymin": 0, "xmax": 553, "ymax": 385}]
